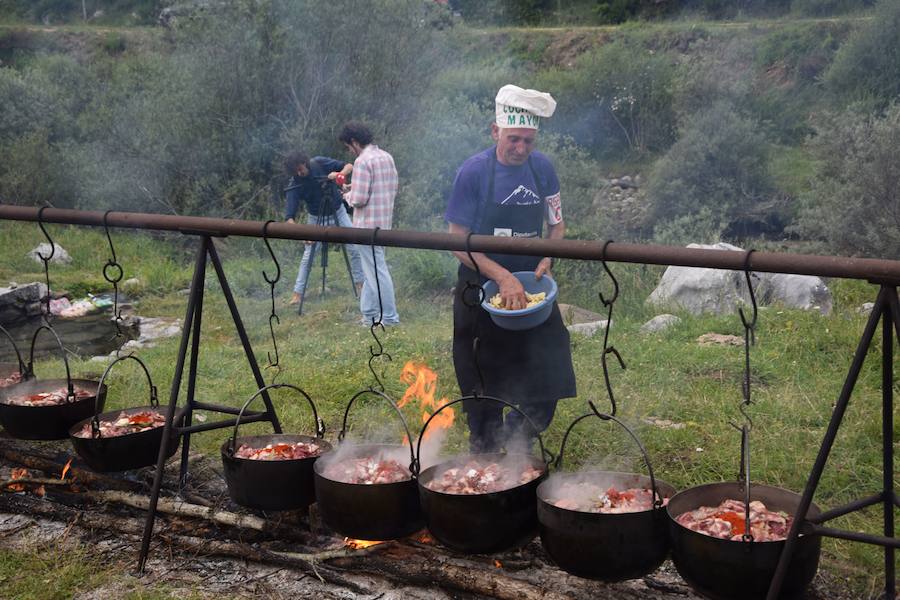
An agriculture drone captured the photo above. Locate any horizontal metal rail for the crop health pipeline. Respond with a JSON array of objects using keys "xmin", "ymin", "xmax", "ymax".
[{"xmin": 1, "ymin": 205, "xmax": 899, "ymax": 282}]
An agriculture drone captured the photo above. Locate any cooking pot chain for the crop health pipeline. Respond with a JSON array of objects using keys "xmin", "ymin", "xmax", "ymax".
[
  {"xmin": 27, "ymin": 324, "xmax": 74, "ymax": 399},
  {"xmin": 463, "ymin": 232, "xmax": 486, "ymax": 396},
  {"xmin": 366, "ymin": 227, "xmax": 391, "ymax": 392},
  {"xmin": 566, "ymin": 404, "xmax": 664, "ymax": 508},
  {"xmin": 226, "ymin": 383, "xmax": 325, "ymax": 455},
  {"xmin": 0, "ymin": 324, "xmax": 28, "ymax": 379},
  {"xmin": 90, "ymin": 353, "xmax": 158, "ymax": 438},
  {"xmin": 732, "ymin": 248, "xmax": 758, "ymax": 542},
  {"xmin": 413, "ymin": 394, "xmax": 553, "ymax": 476},
  {"xmin": 35, "ymin": 206, "xmax": 56, "ymax": 322},
  {"xmin": 102, "ymin": 211, "xmax": 126, "ymax": 344},
  {"xmin": 261, "ymin": 220, "xmax": 281, "ymax": 373},
  {"xmin": 598, "ymin": 240, "xmax": 626, "ymax": 416}
]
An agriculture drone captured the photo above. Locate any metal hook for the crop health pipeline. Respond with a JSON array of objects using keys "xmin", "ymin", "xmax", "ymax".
[
  {"xmin": 738, "ymin": 249, "xmax": 757, "ymax": 341},
  {"xmin": 36, "ymin": 207, "xmax": 55, "ymax": 321},
  {"xmin": 367, "ymin": 321, "xmax": 392, "ymax": 393},
  {"xmin": 598, "ymin": 240, "xmax": 619, "ymax": 306},
  {"xmin": 261, "ymin": 221, "xmax": 281, "ymax": 369},
  {"xmin": 462, "ymin": 232, "xmax": 486, "ymax": 308},
  {"xmin": 596, "ymin": 240, "xmax": 625, "ymax": 416},
  {"xmin": 102, "ymin": 211, "xmax": 126, "ymax": 342},
  {"xmin": 262, "ymin": 220, "xmax": 281, "ymax": 285},
  {"xmin": 370, "ymin": 227, "xmax": 384, "ymax": 325}
]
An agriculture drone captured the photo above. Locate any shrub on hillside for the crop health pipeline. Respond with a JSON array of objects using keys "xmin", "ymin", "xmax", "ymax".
[
  {"xmin": 824, "ymin": 0, "xmax": 900, "ymax": 109},
  {"xmin": 791, "ymin": 0, "xmax": 875, "ymax": 17},
  {"xmin": 536, "ymin": 39, "xmax": 678, "ymax": 158},
  {"xmin": 792, "ymin": 104, "xmax": 900, "ymax": 259},
  {"xmin": 646, "ymin": 102, "xmax": 774, "ymax": 245}
]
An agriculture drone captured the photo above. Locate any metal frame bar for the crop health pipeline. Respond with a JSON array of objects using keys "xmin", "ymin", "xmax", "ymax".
[
  {"xmin": 2, "ymin": 205, "xmax": 899, "ymax": 281},
  {"xmin": 0, "ymin": 206, "xmax": 895, "ymax": 592},
  {"xmin": 136, "ymin": 235, "xmax": 282, "ymax": 572},
  {"xmin": 766, "ymin": 284, "xmax": 898, "ymax": 600}
]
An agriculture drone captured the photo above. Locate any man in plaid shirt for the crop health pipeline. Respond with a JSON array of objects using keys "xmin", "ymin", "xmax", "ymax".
[{"xmin": 340, "ymin": 121, "xmax": 400, "ymax": 325}]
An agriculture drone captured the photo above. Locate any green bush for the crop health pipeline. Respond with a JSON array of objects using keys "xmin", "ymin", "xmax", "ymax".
[
  {"xmin": 646, "ymin": 102, "xmax": 774, "ymax": 244},
  {"xmin": 791, "ymin": 103, "xmax": 900, "ymax": 258},
  {"xmin": 536, "ymin": 38, "xmax": 678, "ymax": 159},
  {"xmin": 824, "ymin": 0, "xmax": 900, "ymax": 109},
  {"xmin": 791, "ymin": 0, "xmax": 875, "ymax": 17}
]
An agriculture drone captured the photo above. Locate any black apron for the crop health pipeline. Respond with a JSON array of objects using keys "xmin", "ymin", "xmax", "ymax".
[{"xmin": 452, "ymin": 152, "xmax": 577, "ymax": 405}]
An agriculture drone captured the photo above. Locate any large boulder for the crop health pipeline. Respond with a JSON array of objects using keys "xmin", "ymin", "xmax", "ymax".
[
  {"xmin": 647, "ymin": 243, "xmax": 754, "ymax": 315},
  {"xmin": 27, "ymin": 243, "xmax": 72, "ymax": 265},
  {"xmin": 758, "ymin": 273, "xmax": 832, "ymax": 315},
  {"xmin": 0, "ymin": 282, "xmax": 47, "ymax": 325},
  {"xmin": 647, "ymin": 243, "xmax": 833, "ymax": 316}
]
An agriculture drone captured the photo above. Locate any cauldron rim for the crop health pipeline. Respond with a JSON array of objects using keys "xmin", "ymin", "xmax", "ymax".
[
  {"xmin": 418, "ymin": 451, "xmax": 547, "ymax": 498},
  {"xmin": 537, "ymin": 470, "xmax": 676, "ymax": 516},
  {"xmin": 222, "ymin": 433, "xmax": 332, "ymax": 464}
]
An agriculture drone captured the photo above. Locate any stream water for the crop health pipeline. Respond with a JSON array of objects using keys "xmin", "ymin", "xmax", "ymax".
[{"xmin": 0, "ymin": 310, "xmax": 138, "ymax": 365}]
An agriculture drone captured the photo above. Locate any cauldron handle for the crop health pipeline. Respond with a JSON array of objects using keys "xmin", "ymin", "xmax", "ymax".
[
  {"xmin": 225, "ymin": 383, "xmax": 325, "ymax": 456},
  {"xmin": 550, "ymin": 401, "xmax": 664, "ymax": 509},
  {"xmin": 337, "ymin": 388, "xmax": 416, "ymax": 471},
  {"xmin": 738, "ymin": 423, "xmax": 753, "ymax": 542},
  {"xmin": 412, "ymin": 394, "xmax": 550, "ymax": 477},
  {"xmin": 90, "ymin": 353, "xmax": 158, "ymax": 439},
  {"xmin": 0, "ymin": 324, "xmax": 28, "ymax": 381},
  {"xmin": 27, "ymin": 324, "xmax": 74, "ymax": 401}
]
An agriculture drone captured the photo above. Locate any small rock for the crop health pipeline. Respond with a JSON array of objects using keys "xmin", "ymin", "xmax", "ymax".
[
  {"xmin": 643, "ymin": 416, "xmax": 686, "ymax": 430},
  {"xmin": 640, "ymin": 314, "xmax": 680, "ymax": 334},
  {"xmin": 121, "ymin": 278, "xmax": 143, "ymax": 293},
  {"xmin": 697, "ymin": 333, "xmax": 743, "ymax": 346},
  {"xmin": 567, "ymin": 320, "xmax": 609, "ymax": 337},
  {"xmin": 27, "ymin": 243, "xmax": 72, "ymax": 265},
  {"xmin": 858, "ymin": 302, "xmax": 875, "ymax": 315}
]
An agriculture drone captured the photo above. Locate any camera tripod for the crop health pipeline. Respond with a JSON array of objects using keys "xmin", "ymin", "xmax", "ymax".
[{"xmin": 295, "ymin": 181, "xmax": 359, "ymax": 316}]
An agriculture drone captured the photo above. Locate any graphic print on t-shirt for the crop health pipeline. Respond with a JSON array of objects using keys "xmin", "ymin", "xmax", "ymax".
[{"xmin": 500, "ymin": 184, "xmax": 541, "ymax": 206}]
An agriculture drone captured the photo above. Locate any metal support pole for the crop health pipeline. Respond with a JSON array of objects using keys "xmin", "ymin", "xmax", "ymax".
[
  {"xmin": 178, "ymin": 236, "xmax": 207, "ymax": 488},
  {"xmin": 137, "ymin": 236, "xmax": 208, "ymax": 572},
  {"xmin": 206, "ymin": 240, "xmax": 282, "ymax": 434},
  {"xmin": 883, "ymin": 290, "xmax": 895, "ymax": 598},
  {"xmin": 341, "ymin": 243, "xmax": 359, "ymax": 299},
  {"xmin": 767, "ymin": 286, "xmax": 898, "ymax": 600}
]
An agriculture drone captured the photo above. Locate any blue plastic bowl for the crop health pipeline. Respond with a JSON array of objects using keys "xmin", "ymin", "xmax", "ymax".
[{"xmin": 481, "ymin": 271, "xmax": 558, "ymax": 331}]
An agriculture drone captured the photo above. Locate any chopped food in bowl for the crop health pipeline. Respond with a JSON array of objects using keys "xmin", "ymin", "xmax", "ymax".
[
  {"xmin": 234, "ymin": 440, "xmax": 322, "ymax": 461},
  {"xmin": 675, "ymin": 498, "xmax": 793, "ymax": 541},
  {"xmin": 72, "ymin": 409, "xmax": 166, "ymax": 438}
]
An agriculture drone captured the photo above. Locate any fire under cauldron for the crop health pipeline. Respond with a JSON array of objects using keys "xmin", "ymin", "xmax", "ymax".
[
  {"xmin": 537, "ymin": 411, "xmax": 676, "ymax": 581},
  {"xmin": 415, "ymin": 395, "xmax": 549, "ymax": 554},
  {"xmin": 0, "ymin": 325, "xmax": 106, "ymax": 440},
  {"xmin": 221, "ymin": 384, "xmax": 330, "ymax": 512},
  {"xmin": 69, "ymin": 353, "xmax": 184, "ymax": 472},
  {"xmin": 667, "ymin": 482, "xmax": 822, "ymax": 600},
  {"xmin": 314, "ymin": 389, "xmax": 423, "ymax": 540}
]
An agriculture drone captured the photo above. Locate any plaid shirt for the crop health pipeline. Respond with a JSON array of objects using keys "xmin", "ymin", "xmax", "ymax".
[{"xmin": 346, "ymin": 144, "xmax": 398, "ymax": 229}]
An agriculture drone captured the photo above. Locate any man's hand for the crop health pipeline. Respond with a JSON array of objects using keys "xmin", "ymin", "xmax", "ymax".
[
  {"xmin": 286, "ymin": 218, "xmax": 295, "ymax": 224},
  {"xmin": 497, "ymin": 271, "xmax": 528, "ymax": 310},
  {"xmin": 326, "ymin": 171, "xmax": 339, "ymax": 180},
  {"xmin": 535, "ymin": 257, "xmax": 553, "ymax": 280}
]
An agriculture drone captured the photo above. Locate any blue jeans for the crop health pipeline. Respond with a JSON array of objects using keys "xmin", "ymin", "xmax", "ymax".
[
  {"xmin": 293, "ymin": 206, "xmax": 364, "ymax": 294},
  {"xmin": 359, "ymin": 244, "xmax": 399, "ymax": 324}
]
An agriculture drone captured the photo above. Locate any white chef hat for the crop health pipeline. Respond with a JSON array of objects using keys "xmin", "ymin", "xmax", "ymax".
[{"xmin": 495, "ymin": 84, "xmax": 557, "ymax": 130}]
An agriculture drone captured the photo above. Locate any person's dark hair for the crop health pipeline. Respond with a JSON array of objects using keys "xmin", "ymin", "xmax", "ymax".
[
  {"xmin": 338, "ymin": 121, "xmax": 374, "ymax": 147},
  {"xmin": 283, "ymin": 151, "xmax": 310, "ymax": 175}
]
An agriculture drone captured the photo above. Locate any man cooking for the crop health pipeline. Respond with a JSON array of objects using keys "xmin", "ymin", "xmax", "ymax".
[{"xmin": 445, "ymin": 84, "xmax": 577, "ymax": 454}]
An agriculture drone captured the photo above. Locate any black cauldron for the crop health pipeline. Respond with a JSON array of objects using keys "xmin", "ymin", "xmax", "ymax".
[
  {"xmin": 69, "ymin": 354, "xmax": 184, "ymax": 472},
  {"xmin": 0, "ymin": 325, "xmax": 105, "ymax": 440},
  {"xmin": 418, "ymin": 451, "xmax": 547, "ymax": 553},
  {"xmin": 221, "ymin": 384, "xmax": 330, "ymax": 512},
  {"xmin": 537, "ymin": 408, "xmax": 676, "ymax": 581},
  {"xmin": 414, "ymin": 395, "xmax": 551, "ymax": 554},
  {"xmin": 667, "ymin": 482, "xmax": 822, "ymax": 600},
  {"xmin": 314, "ymin": 389, "xmax": 423, "ymax": 540}
]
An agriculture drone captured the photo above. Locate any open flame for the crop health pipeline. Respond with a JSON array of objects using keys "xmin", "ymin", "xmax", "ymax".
[
  {"xmin": 60, "ymin": 458, "xmax": 72, "ymax": 481},
  {"xmin": 7, "ymin": 468, "xmax": 29, "ymax": 492},
  {"xmin": 344, "ymin": 537, "xmax": 385, "ymax": 550},
  {"xmin": 398, "ymin": 361, "xmax": 455, "ymax": 444}
]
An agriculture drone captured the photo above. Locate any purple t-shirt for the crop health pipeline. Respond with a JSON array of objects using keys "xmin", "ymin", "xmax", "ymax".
[{"xmin": 445, "ymin": 147, "xmax": 561, "ymax": 232}]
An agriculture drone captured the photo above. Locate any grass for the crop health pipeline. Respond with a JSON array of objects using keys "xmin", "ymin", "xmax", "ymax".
[{"xmin": 0, "ymin": 221, "xmax": 897, "ymax": 596}]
